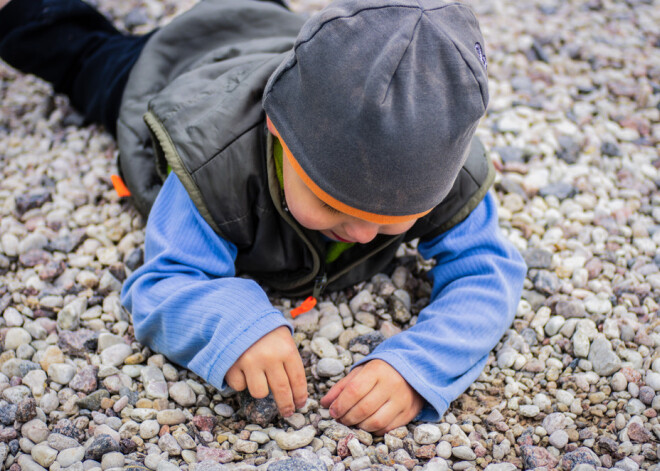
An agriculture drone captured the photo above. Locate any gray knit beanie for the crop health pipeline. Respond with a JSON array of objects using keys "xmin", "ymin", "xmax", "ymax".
[{"xmin": 263, "ymin": 0, "xmax": 489, "ymax": 218}]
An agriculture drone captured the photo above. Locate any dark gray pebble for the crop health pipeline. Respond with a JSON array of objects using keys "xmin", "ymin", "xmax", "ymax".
[
  {"xmin": 0, "ymin": 404, "xmax": 17, "ymax": 426},
  {"xmin": 8, "ymin": 439, "xmax": 19, "ymax": 455},
  {"xmin": 239, "ymin": 392, "xmax": 278, "ymax": 427},
  {"xmin": 120, "ymin": 437, "xmax": 138, "ymax": 454},
  {"xmin": 15, "ymin": 192, "xmax": 52, "ymax": 215},
  {"xmin": 533, "ymin": 270, "xmax": 560, "ymax": 295},
  {"xmin": 523, "ymin": 248, "xmax": 552, "ymax": 269},
  {"xmin": 84, "ymin": 434, "xmax": 120, "ymax": 461},
  {"xmin": 15, "ymin": 398, "xmax": 37, "ymax": 423},
  {"xmin": 556, "ymin": 135, "xmax": 582, "ymax": 164},
  {"xmin": 125, "ymin": 247, "xmax": 144, "ymax": 271},
  {"xmin": 47, "ymin": 231, "xmax": 85, "ymax": 253},
  {"xmin": 119, "ymin": 387, "xmax": 140, "ymax": 406},
  {"xmin": 348, "ymin": 332, "xmax": 385, "ymax": 354},
  {"xmin": 539, "ymin": 182, "xmax": 577, "ymax": 200},
  {"xmin": 601, "ymin": 141, "xmax": 621, "ymax": 157},
  {"xmin": 559, "ymin": 446, "xmax": 601, "ymax": 469},
  {"xmin": 76, "ymin": 390, "xmax": 109, "ymax": 411}
]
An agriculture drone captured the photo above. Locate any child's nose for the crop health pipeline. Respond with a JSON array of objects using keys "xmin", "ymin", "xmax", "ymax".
[{"xmin": 344, "ymin": 221, "xmax": 379, "ymax": 244}]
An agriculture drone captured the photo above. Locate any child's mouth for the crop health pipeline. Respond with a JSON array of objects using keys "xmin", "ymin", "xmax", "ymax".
[{"xmin": 330, "ymin": 231, "xmax": 354, "ymax": 243}]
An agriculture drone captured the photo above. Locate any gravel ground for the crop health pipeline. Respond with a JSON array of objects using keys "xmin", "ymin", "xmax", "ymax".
[{"xmin": 1, "ymin": 0, "xmax": 659, "ymax": 470}]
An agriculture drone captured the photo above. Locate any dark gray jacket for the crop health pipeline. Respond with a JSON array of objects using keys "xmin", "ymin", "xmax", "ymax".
[{"xmin": 117, "ymin": 0, "xmax": 494, "ymax": 296}]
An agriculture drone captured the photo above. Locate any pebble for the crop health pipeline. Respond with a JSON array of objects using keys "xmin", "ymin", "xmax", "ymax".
[
  {"xmin": 2, "ymin": 359, "xmax": 40, "ymax": 378},
  {"xmin": 16, "ymin": 398, "xmax": 37, "ymax": 422},
  {"xmin": 612, "ymin": 371, "xmax": 628, "ymax": 391},
  {"xmin": 646, "ymin": 371, "xmax": 660, "ymax": 391},
  {"xmin": 549, "ymin": 429, "xmax": 569, "ymax": 449},
  {"xmin": 213, "ymin": 403, "xmax": 234, "ymax": 418},
  {"xmin": 158, "ymin": 433, "xmax": 182, "ymax": 455},
  {"xmin": 22, "ymin": 419, "xmax": 50, "ymax": 443},
  {"xmin": 588, "ymin": 335, "xmax": 622, "ymax": 376},
  {"xmin": 274, "ymin": 425, "xmax": 317, "ymax": 450},
  {"xmin": 84, "ymin": 435, "xmax": 120, "ymax": 461},
  {"xmin": 452, "ymin": 445, "xmax": 476, "ymax": 461},
  {"xmin": 70, "ymin": 365, "xmax": 99, "ymax": 393},
  {"xmin": 169, "ymin": 381, "xmax": 196, "ymax": 406},
  {"xmin": 559, "ymin": 447, "xmax": 601, "ymax": 469},
  {"xmin": 57, "ymin": 298, "xmax": 87, "ymax": 331},
  {"xmin": 57, "ymin": 446, "xmax": 85, "ymax": 468},
  {"xmin": 4, "ymin": 327, "xmax": 32, "ymax": 350},
  {"xmin": 196, "ymin": 446, "xmax": 234, "ymax": 463},
  {"xmin": 156, "ymin": 409, "xmax": 186, "ymax": 425},
  {"xmin": 413, "ymin": 424, "xmax": 441, "ymax": 444},
  {"xmin": 310, "ymin": 337, "xmax": 339, "ymax": 359},
  {"xmin": 100, "ymin": 343, "xmax": 133, "ymax": 367},
  {"xmin": 519, "ymin": 405, "xmax": 540, "ymax": 418},
  {"xmin": 4, "ymin": 385, "xmax": 32, "ymax": 404},
  {"xmin": 48, "ymin": 433, "xmax": 80, "ymax": 451},
  {"xmin": 140, "ymin": 420, "xmax": 160, "ymax": 439},
  {"xmin": 48, "ymin": 363, "xmax": 77, "ymax": 384},
  {"xmin": 316, "ymin": 358, "xmax": 345, "ymax": 377}
]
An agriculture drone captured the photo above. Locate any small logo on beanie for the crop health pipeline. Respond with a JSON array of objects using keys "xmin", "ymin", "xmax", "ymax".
[{"xmin": 474, "ymin": 42, "xmax": 487, "ymax": 69}]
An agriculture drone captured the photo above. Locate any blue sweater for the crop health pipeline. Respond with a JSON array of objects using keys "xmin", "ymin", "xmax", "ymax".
[{"xmin": 121, "ymin": 174, "xmax": 526, "ymax": 421}]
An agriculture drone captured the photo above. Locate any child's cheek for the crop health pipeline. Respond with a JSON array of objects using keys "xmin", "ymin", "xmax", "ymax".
[{"xmin": 286, "ymin": 199, "xmax": 328, "ymax": 231}]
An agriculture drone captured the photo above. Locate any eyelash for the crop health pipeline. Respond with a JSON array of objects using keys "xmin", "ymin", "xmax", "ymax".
[{"xmin": 320, "ymin": 201, "xmax": 341, "ymax": 214}]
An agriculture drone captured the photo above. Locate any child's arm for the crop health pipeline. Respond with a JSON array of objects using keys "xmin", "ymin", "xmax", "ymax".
[
  {"xmin": 322, "ymin": 192, "xmax": 526, "ymax": 432},
  {"xmin": 121, "ymin": 173, "xmax": 307, "ymax": 416}
]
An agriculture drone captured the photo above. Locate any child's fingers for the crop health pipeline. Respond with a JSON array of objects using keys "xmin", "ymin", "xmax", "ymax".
[
  {"xmin": 372, "ymin": 394, "xmax": 424, "ymax": 435},
  {"xmin": 320, "ymin": 366, "xmax": 362, "ymax": 408},
  {"xmin": 356, "ymin": 399, "xmax": 403, "ymax": 434},
  {"xmin": 372, "ymin": 406, "xmax": 411, "ymax": 436},
  {"xmin": 245, "ymin": 369, "xmax": 269, "ymax": 399},
  {"xmin": 335, "ymin": 382, "xmax": 389, "ymax": 426},
  {"xmin": 266, "ymin": 365, "xmax": 296, "ymax": 417},
  {"xmin": 225, "ymin": 365, "xmax": 247, "ymax": 391},
  {"xmin": 284, "ymin": 356, "xmax": 308, "ymax": 409},
  {"xmin": 327, "ymin": 371, "xmax": 378, "ymax": 420}
]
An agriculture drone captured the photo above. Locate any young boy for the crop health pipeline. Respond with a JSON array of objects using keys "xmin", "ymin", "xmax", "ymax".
[{"xmin": 1, "ymin": 0, "xmax": 526, "ymax": 433}]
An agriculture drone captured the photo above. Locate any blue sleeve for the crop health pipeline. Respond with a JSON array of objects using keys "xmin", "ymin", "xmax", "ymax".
[
  {"xmin": 121, "ymin": 173, "xmax": 291, "ymax": 391},
  {"xmin": 354, "ymin": 192, "xmax": 526, "ymax": 421}
]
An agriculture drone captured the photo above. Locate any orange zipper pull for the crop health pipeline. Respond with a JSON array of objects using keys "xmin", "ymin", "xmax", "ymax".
[
  {"xmin": 111, "ymin": 175, "xmax": 131, "ymax": 198},
  {"xmin": 290, "ymin": 296, "xmax": 317, "ymax": 318}
]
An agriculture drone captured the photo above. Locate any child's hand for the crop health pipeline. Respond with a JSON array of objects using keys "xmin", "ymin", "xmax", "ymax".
[
  {"xmin": 320, "ymin": 359, "xmax": 424, "ymax": 434},
  {"xmin": 225, "ymin": 326, "xmax": 308, "ymax": 417}
]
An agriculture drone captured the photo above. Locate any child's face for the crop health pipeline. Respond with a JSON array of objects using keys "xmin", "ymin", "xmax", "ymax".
[{"xmin": 281, "ymin": 155, "xmax": 417, "ymax": 244}]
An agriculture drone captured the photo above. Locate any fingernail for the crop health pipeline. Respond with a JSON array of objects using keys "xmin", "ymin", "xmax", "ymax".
[{"xmin": 329, "ymin": 408, "xmax": 337, "ymax": 418}]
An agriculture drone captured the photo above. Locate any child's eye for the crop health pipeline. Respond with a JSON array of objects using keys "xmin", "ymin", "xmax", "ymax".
[{"xmin": 320, "ymin": 201, "xmax": 341, "ymax": 215}]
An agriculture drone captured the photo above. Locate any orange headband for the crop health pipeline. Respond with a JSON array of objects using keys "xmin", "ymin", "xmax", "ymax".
[{"xmin": 267, "ymin": 117, "xmax": 430, "ymax": 224}]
